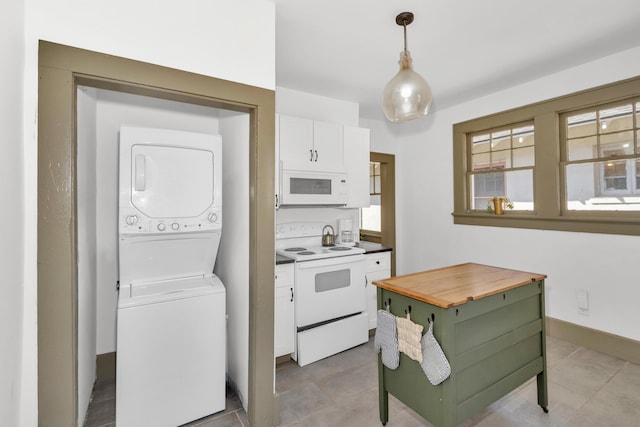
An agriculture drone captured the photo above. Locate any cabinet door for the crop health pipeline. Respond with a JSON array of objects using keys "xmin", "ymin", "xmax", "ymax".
[
  {"xmin": 344, "ymin": 126, "xmax": 370, "ymax": 208},
  {"xmin": 275, "ymin": 114, "xmax": 281, "ymax": 209},
  {"xmin": 313, "ymin": 120, "xmax": 344, "ymax": 172},
  {"xmin": 279, "ymin": 115, "xmax": 314, "ymax": 170},
  {"xmin": 275, "ymin": 286, "xmax": 295, "ymax": 357},
  {"xmin": 366, "ymin": 270, "xmax": 389, "ymax": 330}
]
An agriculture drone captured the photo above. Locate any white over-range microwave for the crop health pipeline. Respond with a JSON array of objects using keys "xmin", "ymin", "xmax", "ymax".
[{"xmin": 279, "ymin": 169, "xmax": 348, "ymax": 206}]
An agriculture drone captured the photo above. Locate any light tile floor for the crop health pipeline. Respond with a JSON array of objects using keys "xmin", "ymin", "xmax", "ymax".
[{"xmin": 84, "ymin": 336, "xmax": 640, "ymax": 426}]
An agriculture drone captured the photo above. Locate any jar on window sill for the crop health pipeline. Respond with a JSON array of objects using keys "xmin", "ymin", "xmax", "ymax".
[{"xmin": 487, "ymin": 197, "xmax": 513, "ymax": 215}]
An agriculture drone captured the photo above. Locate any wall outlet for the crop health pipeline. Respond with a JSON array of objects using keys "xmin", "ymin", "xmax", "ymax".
[{"xmin": 576, "ymin": 289, "xmax": 589, "ymax": 315}]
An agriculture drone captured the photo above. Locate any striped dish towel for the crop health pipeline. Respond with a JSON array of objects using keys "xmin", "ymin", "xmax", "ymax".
[{"xmin": 374, "ymin": 308, "xmax": 399, "ymax": 369}]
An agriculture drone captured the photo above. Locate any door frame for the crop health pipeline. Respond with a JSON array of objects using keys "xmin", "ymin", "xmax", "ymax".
[
  {"xmin": 38, "ymin": 41, "xmax": 276, "ymax": 426},
  {"xmin": 361, "ymin": 152, "xmax": 396, "ymax": 276}
]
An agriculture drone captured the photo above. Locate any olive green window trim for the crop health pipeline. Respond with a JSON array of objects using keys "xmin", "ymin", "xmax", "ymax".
[{"xmin": 453, "ymin": 75, "xmax": 640, "ymax": 236}]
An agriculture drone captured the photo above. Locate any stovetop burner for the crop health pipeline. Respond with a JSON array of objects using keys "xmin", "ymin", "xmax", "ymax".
[{"xmin": 276, "ymin": 222, "xmax": 366, "ymax": 261}]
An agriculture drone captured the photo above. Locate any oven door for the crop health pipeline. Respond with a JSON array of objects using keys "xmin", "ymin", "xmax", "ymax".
[{"xmin": 294, "ymin": 254, "xmax": 366, "ymax": 328}]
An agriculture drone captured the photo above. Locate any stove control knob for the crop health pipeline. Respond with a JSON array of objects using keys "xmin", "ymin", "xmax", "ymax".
[
  {"xmin": 125, "ymin": 215, "xmax": 138, "ymax": 226},
  {"xmin": 157, "ymin": 223, "xmax": 166, "ymax": 231},
  {"xmin": 207, "ymin": 212, "xmax": 218, "ymax": 223},
  {"xmin": 171, "ymin": 222, "xmax": 180, "ymax": 231}
]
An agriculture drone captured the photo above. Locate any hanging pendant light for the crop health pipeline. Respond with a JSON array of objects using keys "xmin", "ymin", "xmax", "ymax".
[{"xmin": 382, "ymin": 12, "xmax": 432, "ymax": 122}]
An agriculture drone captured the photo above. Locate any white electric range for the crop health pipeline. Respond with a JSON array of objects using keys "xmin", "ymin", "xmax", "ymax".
[{"xmin": 276, "ymin": 222, "xmax": 368, "ymax": 366}]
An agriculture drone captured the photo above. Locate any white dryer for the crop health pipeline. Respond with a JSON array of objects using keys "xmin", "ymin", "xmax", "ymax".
[{"xmin": 116, "ymin": 125, "xmax": 226, "ymax": 427}]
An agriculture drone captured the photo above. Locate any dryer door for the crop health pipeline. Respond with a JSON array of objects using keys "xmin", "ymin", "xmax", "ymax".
[
  {"xmin": 119, "ymin": 126, "xmax": 222, "ymax": 228},
  {"xmin": 130, "ymin": 144, "xmax": 213, "ymax": 218}
]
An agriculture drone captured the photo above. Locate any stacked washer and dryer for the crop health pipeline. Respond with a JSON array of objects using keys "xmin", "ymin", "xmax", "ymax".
[{"xmin": 116, "ymin": 125, "xmax": 226, "ymax": 427}]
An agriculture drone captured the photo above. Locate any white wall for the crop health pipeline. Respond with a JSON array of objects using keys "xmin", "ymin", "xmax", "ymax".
[
  {"xmin": 18, "ymin": 2, "xmax": 275, "ymax": 423},
  {"xmin": 214, "ymin": 112, "xmax": 250, "ymax": 409},
  {"xmin": 0, "ymin": 0, "xmax": 25, "ymax": 425},
  {"xmin": 390, "ymin": 45, "xmax": 640, "ymax": 342},
  {"xmin": 276, "ymin": 86, "xmax": 360, "ymax": 126},
  {"xmin": 76, "ymin": 86, "xmax": 98, "ymax": 426},
  {"xmin": 95, "ymin": 89, "xmax": 220, "ymax": 354}
]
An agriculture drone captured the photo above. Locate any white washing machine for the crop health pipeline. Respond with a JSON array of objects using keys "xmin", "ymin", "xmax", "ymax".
[{"xmin": 116, "ymin": 125, "xmax": 225, "ymax": 427}]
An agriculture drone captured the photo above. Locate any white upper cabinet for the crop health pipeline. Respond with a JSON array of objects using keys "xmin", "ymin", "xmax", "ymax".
[
  {"xmin": 344, "ymin": 126, "xmax": 370, "ymax": 208},
  {"xmin": 276, "ymin": 114, "xmax": 370, "ymax": 208},
  {"xmin": 312, "ymin": 120, "xmax": 344, "ymax": 172},
  {"xmin": 278, "ymin": 115, "xmax": 344, "ymax": 173}
]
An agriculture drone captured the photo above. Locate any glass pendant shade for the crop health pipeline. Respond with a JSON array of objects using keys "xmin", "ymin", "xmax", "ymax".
[{"xmin": 383, "ymin": 50, "xmax": 432, "ymax": 122}]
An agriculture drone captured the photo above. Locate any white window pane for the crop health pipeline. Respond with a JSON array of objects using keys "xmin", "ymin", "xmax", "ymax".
[
  {"xmin": 603, "ymin": 160, "xmax": 627, "ymax": 191},
  {"xmin": 472, "ymin": 152, "xmax": 491, "ymax": 169},
  {"xmin": 567, "ymin": 135, "xmax": 597, "ymax": 161},
  {"xmin": 513, "ymin": 133, "xmax": 534, "ymax": 147},
  {"xmin": 472, "ymin": 134, "xmax": 490, "ymax": 154},
  {"xmin": 600, "ymin": 131, "xmax": 634, "ymax": 156},
  {"xmin": 361, "ymin": 195, "xmax": 381, "ymax": 231},
  {"xmin": 566, "ymin": 161, "xmax": 640, "ymax": 210},
  {"xmin": 600, "ymin": 104, "xmax": 633, "ymax": 133},
  {"xmin": 503, "ymin": 169, "xmax": 533, "ymax": 211},
  {"xmin": 491, "ymin": 133, "xmax": 511, "ymax": 151},
  {"xmin": 472, "ymin": 172, "xmax": 504, "ymax": 197},
  {"xmin": 567, "ymin": 112, "xmax": 597, "ymax": 139},
  {"xmin": 512, "ymin": 146, "xmax": 535, "ymax": 168},
  {"xmin": 492, "ymin": 149, "xmax": 510, "ymax": 167},
  {"xmin": 374, "ymin": 176, "xmax": 381, "ymax": 193}
]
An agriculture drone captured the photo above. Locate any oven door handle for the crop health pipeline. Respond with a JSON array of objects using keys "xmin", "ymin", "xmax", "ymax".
[{"xmin": 296, "ymin": 254, "xmax": 365, "ymax": 269}]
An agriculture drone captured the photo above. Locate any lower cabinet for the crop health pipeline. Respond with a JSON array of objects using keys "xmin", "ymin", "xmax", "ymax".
[
  {"xmin": 275, "ymin": 263, "xmax": 295, "ymax": 357},
  {"xmin": 365, "ymin": 251, "xmax": 391, "ymax": 330}
]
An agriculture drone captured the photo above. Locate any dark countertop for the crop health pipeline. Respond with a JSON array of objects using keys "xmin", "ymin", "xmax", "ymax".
[
  {"xmin": 354, "ymin": 241, "xmax": 393, "ymax": 254},
  {"xmin": 276, "ymin": 254, "xmax": 295, "ymax": 265}
]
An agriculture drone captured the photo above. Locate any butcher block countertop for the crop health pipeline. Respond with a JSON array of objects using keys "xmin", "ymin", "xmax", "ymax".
[{"xmin": 372, "ymin": 262, "xmax": 547, "ymax": 308}]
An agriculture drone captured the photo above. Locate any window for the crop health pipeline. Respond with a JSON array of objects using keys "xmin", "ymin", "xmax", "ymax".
[
  {"xmin": 453, "ymin": 75, "xmax": 640, "ymax": 236},
  {"xmin": 469, "ymin": 123, "xmax": 535, "ymax": 211},
  {"xmin": 361, "ymin": 162, "xmax": 381, "ymax": 232},
  {"xmin": 562, "ymin": 100, "xmax": 640, "ymax": 211}
]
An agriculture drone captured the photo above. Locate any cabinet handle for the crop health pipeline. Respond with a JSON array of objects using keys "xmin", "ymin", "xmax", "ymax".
[
  {"xmin": 365, "ymin": 274, "xmax": 368, "ymax": 287},
  {"xmin": 275, "ymin": 194, "xmax": 279, "ymax": 207},
  {"xmin": 376, "ymin": 260, "xmax": 380, "ymax": 265},
  {"xmin": 290, "ymin": 288, "xmax": 294, "ymax": 302},
  {"xmin": 309, "ymin": 149, "xmax": 314, "ymax": 161},
  {"xmin": 314, "ymin": 150, "xmax": 318, "ymax": 162}
]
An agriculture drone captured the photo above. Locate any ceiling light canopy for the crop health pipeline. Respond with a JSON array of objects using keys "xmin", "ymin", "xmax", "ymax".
[{"xmin": 382, "ymin": 12, "xmax": 432, "ymax": 123}]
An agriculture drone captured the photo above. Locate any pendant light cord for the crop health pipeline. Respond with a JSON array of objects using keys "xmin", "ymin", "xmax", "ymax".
[{"xmin": 403, "ymin": 22, "xmax": 408, "ymax": 53}]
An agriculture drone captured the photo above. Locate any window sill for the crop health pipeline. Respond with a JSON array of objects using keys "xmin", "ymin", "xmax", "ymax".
[{"xmin": 452, "ymin": 211, "xmax": 640, "ymax": 236}]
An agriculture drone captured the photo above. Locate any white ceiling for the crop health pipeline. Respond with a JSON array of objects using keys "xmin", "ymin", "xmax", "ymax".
[{"xmin": 275, "ymin": 0, "xmax": 640, "ymax": 121}]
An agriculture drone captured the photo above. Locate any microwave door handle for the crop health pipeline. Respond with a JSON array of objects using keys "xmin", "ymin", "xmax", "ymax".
[{"xmin": 134, "ymin": 154, "xmax": 146, "ymax": 191}]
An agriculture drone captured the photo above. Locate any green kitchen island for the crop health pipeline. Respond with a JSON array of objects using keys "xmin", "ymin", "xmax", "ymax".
[{"xmin": 373, "ymin": 263, "xmax": 548, "ymax": 426}]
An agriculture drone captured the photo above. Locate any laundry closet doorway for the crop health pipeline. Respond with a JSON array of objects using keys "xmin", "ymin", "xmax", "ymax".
[{"xmin": 38, "ymin": 41, "xmax": 276, "ymax": 426}]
